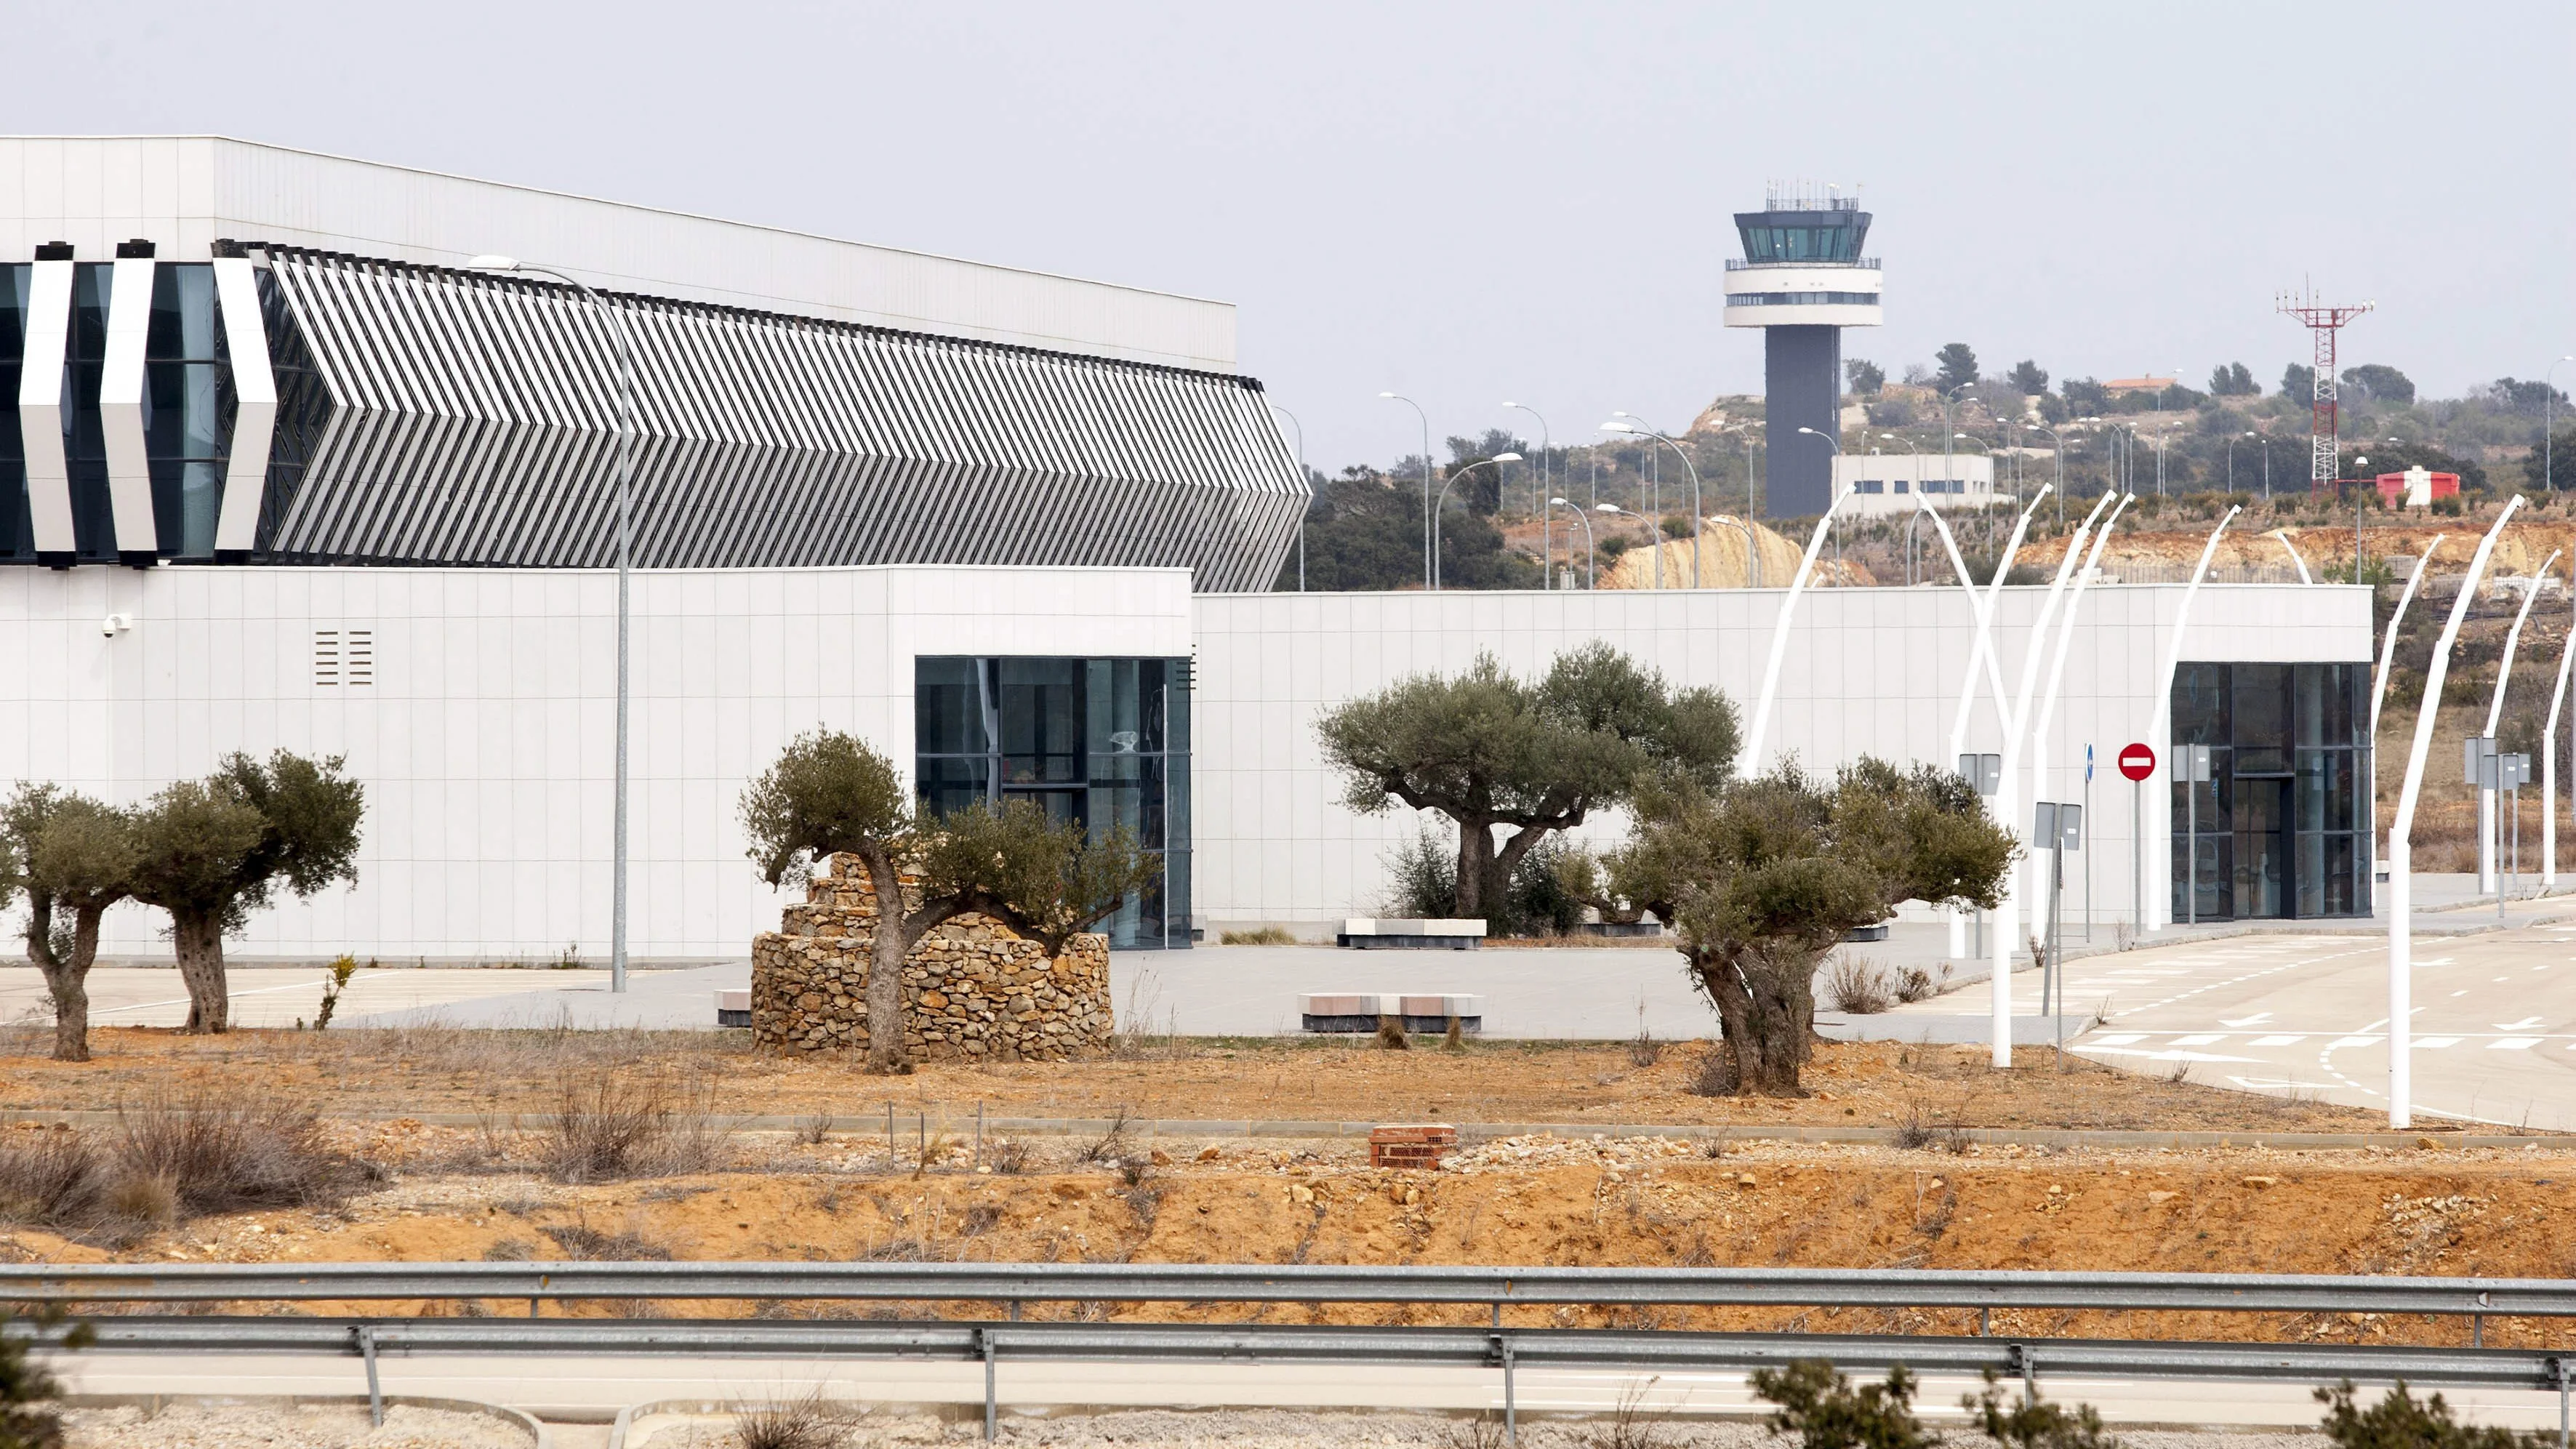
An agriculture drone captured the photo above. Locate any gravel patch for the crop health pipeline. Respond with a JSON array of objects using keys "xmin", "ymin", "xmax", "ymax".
[
  {"xmin": 630, "ymin": 1408, "xmax": 2323, "ymax": 1449},
  {"xmin": 63, "ymin": 1402, "xmax": 534, "ymax": 1448}
]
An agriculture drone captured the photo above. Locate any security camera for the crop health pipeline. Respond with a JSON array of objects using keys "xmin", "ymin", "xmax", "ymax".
[{"xmin": 100, "ymin": 614, "xmax": 132, "ymax": 638}]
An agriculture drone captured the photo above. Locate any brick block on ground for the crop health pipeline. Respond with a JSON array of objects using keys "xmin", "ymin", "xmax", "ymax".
[{"xmin": 1368, "ymin": 1123, "xmax": 1459, "ymax": 1170}]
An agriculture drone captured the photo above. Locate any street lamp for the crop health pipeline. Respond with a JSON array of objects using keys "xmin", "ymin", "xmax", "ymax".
[
  {"xmin": 1501, "ymin": 401, "xmax": 1551, "ymax": 516},
  {"xmin": 1431, "ymin": 454, "xmax": 1520, "ymax": 590},
  {"xmin": 1706, "ymin": 513, "xmax": 1761, "ymax": 588},
  {"xmin": 1550, "ymin": 497, "xmax": 1595, "ymax": 589},
  {"xmin": 2546, "ymin": 357, "xmax": 2575, "ymax": 495},
  {"xmin": 465, "ymin": 254, "xmax": 636, "ymax": 995},
  {"xmin": 1601, "ymin": 419, "xmax": 1704, "ymax": 587},
  {"xmin": 2025, "ymin": 423, "xmax": 2069, "ymax": 526},
  {"xmin": 1270, "ymin": 403, "xmax": 1307, "ymax": 591},
  {"xmin": 2226, "ymin": 430, "xmax": 2257, "ymax": 497},
  {"xmin": 1795, "ymin": 427, "xmax": 1844, "ymax": 566},
  {"xmin": 1379, "ymin": 391, "xmax": 1434, "ymax": 588},
  {"xmin": 1597, "ymin": 502, "xmax": 1661, "ymax": 589}
]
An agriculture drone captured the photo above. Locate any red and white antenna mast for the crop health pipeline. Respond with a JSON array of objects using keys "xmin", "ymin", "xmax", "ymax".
[{"xmin": 2276, "ymin": 286, "xmax": 2374, "ymax": 496}]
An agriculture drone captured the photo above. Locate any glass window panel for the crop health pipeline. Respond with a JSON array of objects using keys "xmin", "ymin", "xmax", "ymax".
[
  {"xmin": 2295, "ymin": 663, "xmax": 2326, "ymax": 747},
  {"xmin": 999, "ymin": 659, "xmax": 1083, "ymax": 784},
  {"xmin": 2327, "ymin": 751, "xmax": 2357, "ymax": 832},
  {"xmin": 2232, "ymin": 662, "xmax": 2290, "ymax": 763},
  {"xmin": 2322, "ymin": 663, "xmax": 2356, "ymax": 744},
  {"xmin": 2171, "ymin": 662, "xmax": 2228, "ymax": 744},
  {"xmin": 2329, "ymin": 835, "xmax": 2356, "ymax": 916},
  {"xmin": 2295, "ymin": 749, "xmax": 2327, "ymax": 832},
  {"xmin": 2297, "ymin": 835, "xmax": 2324, "ymax": 917},
  {"xmin": 918, "ymin": 756, "xmax": 990, "ymax": 820},
  {"xmin": 915, "ymin": 657, "xmax": 990, "ymax": 756}
]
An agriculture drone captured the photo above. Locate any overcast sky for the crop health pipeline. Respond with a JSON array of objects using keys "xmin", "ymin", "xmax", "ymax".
[{"xmin": 13, "ymin": 1, "xmax": 2569, "ymax": 471}]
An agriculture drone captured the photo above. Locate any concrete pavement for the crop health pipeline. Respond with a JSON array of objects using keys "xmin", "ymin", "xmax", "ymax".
[{"xmin": 41, "ymin": 1348, "xmax": 2576, "ymax": 1434}]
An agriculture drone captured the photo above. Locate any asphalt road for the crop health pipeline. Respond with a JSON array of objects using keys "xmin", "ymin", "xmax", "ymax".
[
  {"xmin": 39, "ymin": 1349, "xmax": 2576, "ymax": 1433},
  {"xmin": 1924, "ymin": 926, "xmax": 2576, "ymax": 1130}
]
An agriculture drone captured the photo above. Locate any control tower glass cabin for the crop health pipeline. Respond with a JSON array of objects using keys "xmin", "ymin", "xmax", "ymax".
[{"xmin": 1722, "ymin": 189, "xmax": 1883, "ymax": 518}]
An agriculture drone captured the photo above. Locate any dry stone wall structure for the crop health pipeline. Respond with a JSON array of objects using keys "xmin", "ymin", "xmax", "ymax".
[{"xmin": 750, "ymin": 853, "xmax": 1113, "ymax": 1061}]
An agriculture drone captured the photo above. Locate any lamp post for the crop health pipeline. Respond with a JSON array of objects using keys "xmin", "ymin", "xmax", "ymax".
[
  {"xmin": 1597, "ymin": 502, "xmax": 1659, "ymax": 587},
  {"xmin": 2547, "ymin": 356, "xmax": 2575, "ymax": 495},
  {"xmin": 1602, "ymin": 419, "xmax": 1704, "ymax": 587},
  {"xmin": 1431, "ymin": 454, "xmax": 1520, "ymax": 590},
  {"xmin": 467, "ymin": 254, "xmax": 637, "ymax": 994},
  {"xmin": 1502, "ymin": 401, "xmax": 1551, "ymax": 517},
  {"xmin": 1379, "ymin": 391, "xmax": 1434, "ymax": 588},
  {"xmin": 2025, "ymin": 424, "xmax": 2069, "ymax": 527},
  {"xmin": 1271, "ymin": 403, "xmax": 1307, "ymax": 592},
  {"xmin": 1551, "ymin": 497, "xmax": 1595, "ymax": 588},
  {"xmin": 1706, "ymin": 514, "xmax": 1760, "ymax": 588},
  {"xmin": 2226, "ymin": 430, "xmax": 2255, "ymax": 497},
  {"xmin": 1795, "ymin": 426, "xmax": 1843, "ymax": 566}
]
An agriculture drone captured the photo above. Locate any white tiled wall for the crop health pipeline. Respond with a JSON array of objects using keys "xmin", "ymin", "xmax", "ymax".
[
  {"xmin": 1189, "ymin": 583, "xmax": 2374, "ymax": 928},
  {"xmin": 0, "ymin": 564, "xmax": 1192, "ymax": 962}
]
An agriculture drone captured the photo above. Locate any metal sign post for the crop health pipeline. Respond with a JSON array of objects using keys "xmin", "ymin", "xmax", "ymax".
[
  {"xmin": 2502, "ymin": 750, "xmax": 2530, "ymax": 915},
  {"xmin": 2034, "ymin": 801, "xmax": 2082, "ymax": 1068},
  {"xmin": 1961, "ymin": 752, "xmax": 2002, "ymax": 959},
  {"xmin": 2466, "ymin": 736, "xmax": 2500, "ymax": 916},
  {"xmin": 2181, "ymin": 745, "xmax": 2212, "ymax": 926},
  {"xmin": 2084, "ymin": 744, "xmax": 2095, "ymax": 942},
  {"xmin": 2118, "ymin": 743, "xmax": 2156, "ymax": 936}
]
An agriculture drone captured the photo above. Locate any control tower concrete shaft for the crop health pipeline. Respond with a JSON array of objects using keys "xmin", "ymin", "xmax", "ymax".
[{"xmin": 1723, "ymin": 185, "xmax": 1883, "ymax": 517}]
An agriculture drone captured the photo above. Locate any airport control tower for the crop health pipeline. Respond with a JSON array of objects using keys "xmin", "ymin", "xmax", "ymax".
[{"xmin": 1724, "ymin": 185, "xmax": 1882, "ymax": 516}]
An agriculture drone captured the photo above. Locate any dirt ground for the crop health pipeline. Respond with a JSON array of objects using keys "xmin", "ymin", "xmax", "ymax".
[
  {"xmin": 7, "ymin": 1123, "xmax": 2571, "ymax": 1352},
  {"xmin": 0, "ymin": 1027, "xmax": 2400, "ymax": 1135}
]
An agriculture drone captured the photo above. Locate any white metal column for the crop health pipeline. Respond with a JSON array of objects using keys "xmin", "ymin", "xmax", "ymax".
[
  {"xmin": 211, "ymin": 250, "xmax": 276, "ymax": 561},
  {"xmin": 16, "ymin": 245, "xmax": 77, "ymax": 567},
  {"xmin": 99, "ymin": 242, "xmax": 159, "ymax": 566}
]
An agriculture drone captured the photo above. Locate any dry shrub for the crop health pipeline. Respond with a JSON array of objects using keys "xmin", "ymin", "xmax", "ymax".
[
  {"xmin": 732, "ymin": 1388, "xmax": 854, "ymax": 1449},
  {"xmin": 985, "ymin": 1137, "xmax": 1033, "ymax": 1174},
  {"xmin": 542, "ymin": 1218, "xmax": 673, "ymax": 1261},
  {"xmin": 1073, "ymin": 1109, "xmax": 1131, "ymax": 1166},
  {"xmin": 1893, "ymin": 967, "xmax": 1938, "ymax": 1004},
  {"xmin": 0, "ymin": 1088, "xmax": 370, "ymax": 1239},
  {"xmin": 1824, "ymin": 956, "xmax": 1892, "ymax": 1014},
  {"xmin": 545, "ymin": 1061, "xmax": 734, "ymax": 1183},
  {"xmin": 113, "ymin": 1087, "xmax": 375, "ymax": 1217},
  {"xmin": 1374, "ymin": 1015, "xmax": 1411, "ymax": 1050},
  {"xmin": 1686, "ymin": 1044, "xmax": 1738, "ymax": 1097}
]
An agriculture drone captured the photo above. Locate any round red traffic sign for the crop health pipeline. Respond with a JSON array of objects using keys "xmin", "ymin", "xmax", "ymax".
[{"xmin": 2117, "ymin": 743, "xmax": 2157, "ymax": 782}]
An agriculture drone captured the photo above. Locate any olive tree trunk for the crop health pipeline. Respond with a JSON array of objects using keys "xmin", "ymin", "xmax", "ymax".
[
  {"xmin": 25, "ymin": 896, "xmax": 92, "ymax": 1064},
  {"xmin": 1452, "ymin": 819, "xmax": 1498, "ymax": 918},
  {"xmin": 1692, "ymin": 942, "xmax": 1827, "ymax": 1097},
  {"xmin": 173, "ymin": 909, "xmax": 230, "ymax": 1034},
  {"xmin": 854, "ymin": 843, "xmax": 916, "ymax": 1075}
]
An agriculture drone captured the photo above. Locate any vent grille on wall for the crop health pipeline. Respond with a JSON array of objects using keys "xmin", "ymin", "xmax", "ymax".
[{"xmin": 315, "ymin": 629, "xmax": 374, "ymax": 687}]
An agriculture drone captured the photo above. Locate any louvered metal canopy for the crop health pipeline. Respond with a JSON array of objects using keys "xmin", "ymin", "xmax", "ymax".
[{"xmin": 244, "ymin": 246, "xmax": 1304, "ymax": 590}]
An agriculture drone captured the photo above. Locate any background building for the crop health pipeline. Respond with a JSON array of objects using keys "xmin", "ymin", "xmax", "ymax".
[
  {"xmin": 1722, "ymin": 185, "xmax": 1882, "ymax": 517},
  {"xmin": 1829, "ymin": 454, "xmax": 2005, "ymax": 516}
]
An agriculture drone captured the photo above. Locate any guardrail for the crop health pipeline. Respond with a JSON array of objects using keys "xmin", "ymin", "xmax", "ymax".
[
  {"xmin": 7, "ymin": 1264, "xmax": 2571, "ymax": 1444},
  {"xmin": 7, "ymin": 1261, "xmax": 2575, "ymax": 1322}
]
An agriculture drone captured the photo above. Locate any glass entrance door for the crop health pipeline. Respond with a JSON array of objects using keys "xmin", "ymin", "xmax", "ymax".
[{"xmin": 2232, "ymin": 777, "xmax": 2290, "ymax": 919}]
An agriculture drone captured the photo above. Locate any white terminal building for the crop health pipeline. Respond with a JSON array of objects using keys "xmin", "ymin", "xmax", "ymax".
[
  {"xmin": 0, "ymin": 138, "xmax": 2374, "ymax": 966},
  {"xmin": 1829, "ymin": 454, "xmax": 2005, "ymax": 517}
]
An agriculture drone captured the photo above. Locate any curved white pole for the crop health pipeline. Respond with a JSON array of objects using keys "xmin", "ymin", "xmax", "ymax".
[
  {"xmin": 1946, "ymin": 486, "xmax": 2054, "ymax": 762},
  {"xmin": 2367, "ymin": 536, "xmax": 2447, "ymax": 746},
  {"xmin": 2390, "ymin": 495, "xmax": 2524, "ymax": 1129},
  {"xmin": 2145, "ymin": 506, "xmax": 2243, "ymax": 930},
  {"xmin": 1989, "ymin": 490, "xmax": 2116, "ymax": 1066},
  {"xmin": 2031, "ymin": 495, "xmax": 2138, "ymax": 842},
  {"xmin": 2543, "ymin": 583, "xmax": 2576, "ymax": 893},
  {"xmin": 1919, "ymin": 496, "xmax": 2031, "ymax": 961},
  {"xmin": 1743, "ymin": 487, "xmax": 1851, "ymax": 771},
  {"xmin": 2477, "ymin": 550, "xmax": 2560, "ymax": 894},
  {"xmin": 2270, "ymin": 529, "xmax": 2314, "ymax": 585}
]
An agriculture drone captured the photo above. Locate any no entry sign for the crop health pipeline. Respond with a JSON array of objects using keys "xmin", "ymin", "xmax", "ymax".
[{"xmin": 2117, "ymin": 742, "xmax": 2157, "ymax": 782}]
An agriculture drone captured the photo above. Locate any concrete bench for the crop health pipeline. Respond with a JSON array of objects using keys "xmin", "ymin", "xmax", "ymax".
[
  {"xmin": 1336, "ymin": 918, "xmax": 1486, "ymax": 950},
  {"xmin": 1300, "ymin": 992, "xmax": 1484, "ymax": 1035},
  {"xmin": 715, "ymin": 988, "xmax": 750, "ymax": 1028}
]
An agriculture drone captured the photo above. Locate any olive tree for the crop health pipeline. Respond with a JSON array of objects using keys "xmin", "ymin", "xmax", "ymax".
[
  {"xmin": 126, "ymin": 752, "xmax": 365, "ymax": 1034},
  {"xmin": 1315, "ymin": 642, "xmax": 1736, "ymax": 920},
  {"xmin": 1, "ymin": 784, "xmax": 141, "ymax": 1061},
  {"xmin": 740, "ymin": 729, "xmax": 1157, "ymax": 1074},
  {"xmin": 1602, "ymin": 759, "xmax": 2013, "ymax": 1096}
]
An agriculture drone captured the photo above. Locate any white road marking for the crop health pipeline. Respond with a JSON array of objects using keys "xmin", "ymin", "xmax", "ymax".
[
  {"xmin": 2489, "ymin": 1037, "xmax": 2542, "ymax": 1051},
  {"xmin": 2171, "ymin": 1033, "xmax": 2227, "ymax": 1045},
  {"xmin": 2090, "ymin": 1032, "xmax": 2148, "ymax": 1045},
  {"xmin": 2249, "ymin": 1034, "xmax": 2308, "ymax": 1046},
  {"xmin": 2494, "ymin": 1016, "xmax": 2544, "ymax": 1031},
  {"xmin": 2220, "ymin": 1013, "xmax": 2273, "ymax": 1027},
  {"xmin": 2328, "ymin": 1035, "xmax": 2383, "ymax": 1048},
  {"xmin": 2415, "ymin": 1037, "xmax": 2460, "ymax": 1049}
]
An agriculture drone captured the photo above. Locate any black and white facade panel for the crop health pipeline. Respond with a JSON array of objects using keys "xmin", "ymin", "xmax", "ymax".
[{"xmin": 0, "ymin": 213, "xmax": 1302, "ymax": 587}]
